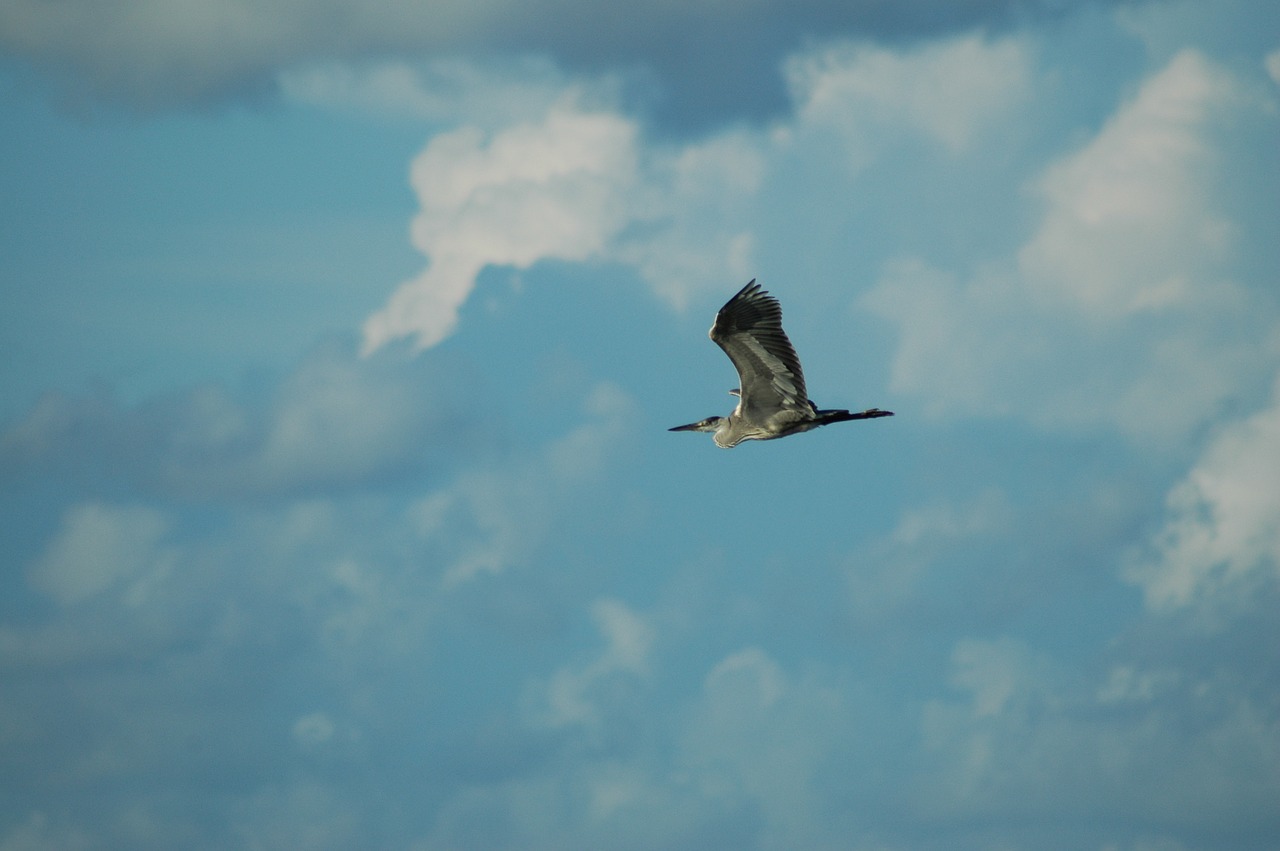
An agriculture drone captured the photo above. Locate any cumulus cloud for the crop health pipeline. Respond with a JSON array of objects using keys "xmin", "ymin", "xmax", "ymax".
[
  {"xmin": 785, "ymin": 34, "xmax": 1032, "ymax": 164},
  {"xmin": 864, "ymin": 49, "xmax": 1278, "ymax": 444},
  {"xmin": 364, "ymin": 33, "xmax": 1037, "ymax": 354},
  {"xmin": 1019, "ymin": 50, "xmax": 1238, "ymax": 316},
  {"xmin": 362, "ymin": 101, "xmax": 640, "ymax": 353},
  {"xmin": 610, "ymin": 129, "xmax": 762, "ymax": 311},
  {"xmin": 361, "ymin": 93, "xmax": 763, "ymax": 353},
  {"xmin": 1125, "ymin": 373, "xmax": 1280, "ymax": 611}
]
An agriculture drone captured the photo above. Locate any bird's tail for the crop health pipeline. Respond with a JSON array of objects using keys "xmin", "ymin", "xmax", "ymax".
[{"xmin": 815, "ymin": 408, "xmax": 894, "ymax": 424}]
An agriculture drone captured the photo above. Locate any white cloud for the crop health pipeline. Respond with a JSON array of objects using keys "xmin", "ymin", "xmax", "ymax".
[
  {"xmin": 1019, "ymin": 50, "xmax": 1237, "ymax": 316},
  {"xmin": 863, "ymin": 260, "xmax": 1024, "ymax": 420},
  {"xmin": 863, "ymin": 49, "xmax": 1276, "ymax": 444},
  {"xmin": 785, "ymin": 34, "xmax": 1032, "ymax": 162},
  {"xmin": 362, "ymin": 100, "xmax": 641, "ymax": 353},
  {"xmin": 1125, "ymin": 373, "xmax": 1280, "ymax": 611},
  {"xmin": 363, "ymin": 33, "xmax": 1034, "ymax": 354},
  {"xmin": 27, "ymin": 503, "xmax": 172, "ymax": 606},
  {"xmin": 612, "ymin": 129, "xmax": 763, "ymax": 311},
  {"xmin": 361, "ymin": 93, "xmax": 766, "ymax": 353}
]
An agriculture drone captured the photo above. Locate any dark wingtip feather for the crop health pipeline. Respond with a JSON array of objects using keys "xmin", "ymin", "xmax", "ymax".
[{"xmin": 814, "ymin": 408, "xmax": 895, "ymax": 424}]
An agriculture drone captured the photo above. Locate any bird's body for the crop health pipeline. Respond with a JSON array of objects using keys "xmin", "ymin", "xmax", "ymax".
[{"xmin": 670, "ymin": 280, "xmax": 892, "ymax": 448}]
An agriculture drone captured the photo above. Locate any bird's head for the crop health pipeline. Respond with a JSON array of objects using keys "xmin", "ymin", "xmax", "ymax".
[{"xmin": 668, "ymin": 416, "xmax": 725, "ymax": 435}]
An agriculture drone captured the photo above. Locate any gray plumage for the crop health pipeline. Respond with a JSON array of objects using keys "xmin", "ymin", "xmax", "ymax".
[{"xmin": 670, "ymin": 280, "xmax": 892, "ymax": 448}]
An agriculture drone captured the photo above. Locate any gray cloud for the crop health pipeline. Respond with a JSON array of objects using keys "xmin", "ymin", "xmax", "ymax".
[
  {"xmin": 0, "ymin": 0, "xmax": 1117, "ymax": 129},
  {"xmin": 0, "ymin": 338, "xmax": 479, "ymax": 501}
]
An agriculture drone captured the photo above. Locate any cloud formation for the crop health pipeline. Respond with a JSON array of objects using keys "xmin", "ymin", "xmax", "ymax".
[
  {"xmin": 415, "ymin": 381, "xmax": 635, "ymax": 586},
  {"xmin": 362, "ymin": 102, "xmax": 640, "ymax": 353},
  {"xmin": 279, "ymin": 55, "xmax": 578, "ymax": 128},
  {"xmin": 27, "ymin": 503, "xmax": 172, "ymax": 606},
  {"xmin": 1127, "ymin": 373, "xmax": 1280, "ymax": 611},
  {"xmin": 785, "ymin": 34, "xmax": 1032, "ymax": 162},
  {"xmin": 1, "ymin": 340, "xmax": 472, "ymax": 499},
  {"xmin": 863, "ymin": 49, "xmax": 1279, "ymax": 444},
  {"xmin": 0, "ymin": 0, "xmax": 1107, "ymax": 127},
  {"xmin": 1019, "ymin": 50, "xmax": 1237, "ymax": 316},
  {"xmin": 3, "ymin": 4, "xmax": 1279, "ymax": 848},
  {"xmin": 361, "ymin": 95, "xmax": 762, "ymax": 352},
  {"xmin": 363, "ymin": 33, "xmax": 1030, "ymax": 354}
]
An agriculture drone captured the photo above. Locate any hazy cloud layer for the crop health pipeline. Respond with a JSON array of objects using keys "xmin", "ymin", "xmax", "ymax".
[
  {"xmin": 27, "ymin": 503, "xmax": 171, "ymax": 606},
  {"xmin": 3, "ymin": 2, "xmax": 1279, "ymax": 849},
  {"xmin": 1, "ymin": 340, "xmax": 475, "ymax": 499},
  {"xmin": 1, "ymin": 0, "xmax": 1111, "ymax": 127}
]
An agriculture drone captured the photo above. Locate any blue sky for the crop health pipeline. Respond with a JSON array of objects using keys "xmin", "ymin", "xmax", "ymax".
[{"xmin": 2, "ymin": 0, "xmax": 1279, "ymax": 848}]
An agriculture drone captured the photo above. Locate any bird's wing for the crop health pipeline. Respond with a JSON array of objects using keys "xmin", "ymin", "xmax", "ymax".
[{"xmin": 709, "ymin": 281, "xmax": 810, "ymax": 419}]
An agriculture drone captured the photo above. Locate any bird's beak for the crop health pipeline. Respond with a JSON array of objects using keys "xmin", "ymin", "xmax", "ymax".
[{"xmin": 668, "ymin": 422, "xmax": 702, "ymax": 432}]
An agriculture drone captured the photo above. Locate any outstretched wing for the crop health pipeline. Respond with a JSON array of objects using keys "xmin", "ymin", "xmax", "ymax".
[{"xmin": 709, "ymin": 280, "xmax": 810, "ymax": 420}]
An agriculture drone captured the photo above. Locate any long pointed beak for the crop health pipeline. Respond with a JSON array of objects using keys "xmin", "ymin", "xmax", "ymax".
[{"xmin": 669, "ymin": 422, "xmax": 702, "ymax": 432}]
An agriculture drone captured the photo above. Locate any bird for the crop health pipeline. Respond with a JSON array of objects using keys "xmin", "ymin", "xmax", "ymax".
[{"xmin": 669, "ymin": 280, "xmax": 893, "ymax": 448}]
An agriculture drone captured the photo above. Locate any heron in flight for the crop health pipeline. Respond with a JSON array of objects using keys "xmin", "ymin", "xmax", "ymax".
[{"xmin": 670, "ymin": 280, "xmax": 893, "ymax": 448}]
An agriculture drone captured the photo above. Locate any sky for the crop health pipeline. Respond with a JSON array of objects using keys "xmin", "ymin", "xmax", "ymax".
[{"xmin": 1, "ymin": 0, "xmax": 1279, "ymax": 848}]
